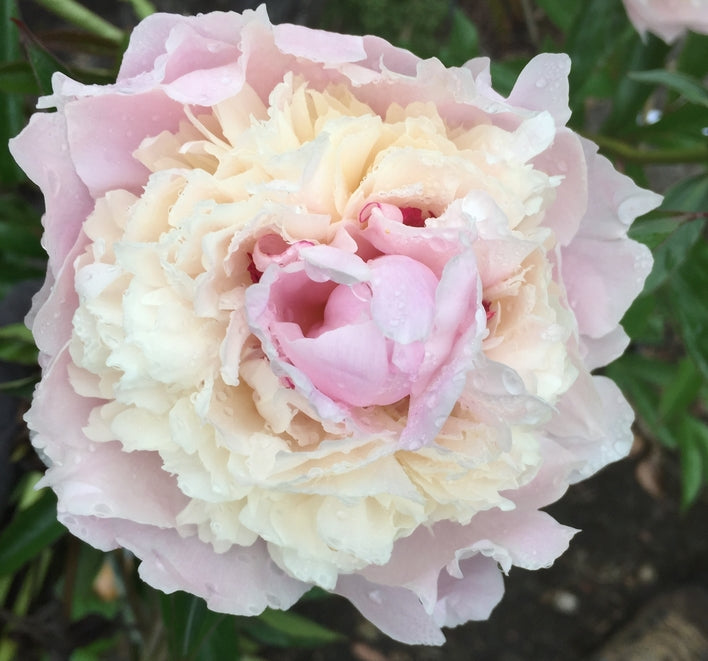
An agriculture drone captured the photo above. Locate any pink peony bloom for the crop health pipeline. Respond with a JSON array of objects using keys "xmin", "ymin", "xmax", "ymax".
[
  {"xmin": 10, "ymin": 6, "xmax": 661, "ymax": 645},
  {"xmin": 622, "ymin": 0, "xmax": 708, "ymax": 42}
]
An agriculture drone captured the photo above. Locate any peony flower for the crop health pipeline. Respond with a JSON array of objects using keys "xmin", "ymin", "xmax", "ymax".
[
  {"xmin": 10, "ymin": 6, "xmax": 661, "ymax": 645},
  {"xmin": 622, "ymin": 0, "xmax": 708, "ymax": 42}
]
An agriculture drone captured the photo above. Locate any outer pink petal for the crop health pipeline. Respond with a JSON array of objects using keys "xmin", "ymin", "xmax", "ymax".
[
  {"xmin": 64, "ymin": 91, "xmax": 184, "ymax": 198},
  {"xmin": 8, "ymin": 113, "xmax": 93, "ymax": 279},
  {"xmin": 546, "ymin": 373, "xmax": 635, "ymax": 482},
  {"xmin": 506, "ymin": 53, "xmax": 572, "ymax": 127},
  {"xmin": 58, "ymin": 516, "xmax": 308, "ymax": 615},
  {"xmin": 562, "ymin": 234, "xmax": 651, "ymax": 340},
  {"xmin": 576, "ymin": 138, "xmax": 662, "ymax": 242},
  {"xmin": 562, "ymin": 139, "xmax": 659, "ymax": 350},
  {"xmin": 127, "ymin": 532, "xmax": 308, "ymax": 615},
  {"xmin": 26, "ymin": 347, "xmax": 100, "ymax": 461},
  {"xmin": 335, "ymin": 574, "xmax": 446, "ymax": 645},
  {"xmin": 118, "ymin": 9, "xmax": 260, "ymax": 83},
  {"xmin": 531, "ymin": 129, "xmax": 587, "ymax": 246},
  {"xmin": 623, "ymin": 0, "xmax": 708, "ymax": 42},
  {"xmin": 27, "ymin": 231, "xmax": 86, "ymax": 363},
  {"xmin": 458, "ymin": 509, "xmax": 578, "ymax": 572},
  {"xmin": 51, "ymin": 444, "xmax": 186, "ymax": 527},
  {"xmin": 502, "ymin": 436, "xmax": 579, "ymax": 509},
  {"xmin": 581, "ymin": 326, "xmax": 631, "ymax": 371},
  {"xmin": 273, "ymin": 23, "xmax": 366, "ymax": 63},
  {"xmin": 433, "ymin": 555, "xmax": 505, "ymax": 627},
  {"xmin": 27, "ymin": 348, "xmax": 185, "ymax": 528}
]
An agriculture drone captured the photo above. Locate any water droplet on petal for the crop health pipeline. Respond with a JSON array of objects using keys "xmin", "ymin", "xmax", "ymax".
[
  {"xmin": 368, "ymin": 590, "xmax": 383, "ymax": 605},
  {"xmin": 501, "ymin": 368, "xmax": 524, "ymax": 395}
]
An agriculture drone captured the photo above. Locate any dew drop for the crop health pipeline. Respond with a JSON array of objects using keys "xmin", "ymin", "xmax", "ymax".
[
  {"xmin": 267, "ymin": 594, "xmax": 282, "ymax": 608},
  {"xmin": 613, "ymin": 439, "xmax": 628, "ymax": 456},
  {"xmin": 535, "ymin": 77, "xmax": 547, "ymax": 89},
  {"xmin": 368, "ymin": 590, "xmax": 383, "ymax": 605},
  {"xmin": 45, "ymin": 168, "xmax": 61, "ymax": 197},
  {"xmin": 501, "ymin": 368, "xmax": 524, "ymax": 395}
]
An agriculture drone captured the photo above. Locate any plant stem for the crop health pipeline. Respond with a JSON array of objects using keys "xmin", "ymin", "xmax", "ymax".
[
  {"xmin": 31, "ymin": 0, "xmax": 124, "ymax": 44},
  {"xmin": 588, "ymin": 133, "xmax": 708, "ymax": 164},
  {"xmin": 120, "ymin": 0, "xmax": 156, "ymax": 20}
]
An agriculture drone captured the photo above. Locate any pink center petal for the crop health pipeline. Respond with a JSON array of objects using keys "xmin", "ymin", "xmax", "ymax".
[
  {"xmin": 279, "ymin": 320, "xmax": 410, "ymax": 406},
  {"xmin": 369, "ymin": 255, "xmax": 437, "ymax": 344}
]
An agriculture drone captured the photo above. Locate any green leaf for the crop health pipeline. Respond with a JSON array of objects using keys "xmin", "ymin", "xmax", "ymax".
[
  {"xmin": 0, "ymin": 60, "xmax": 38, "ymax": 94},
  {"xmin": 629, "ymin": 69, "xmax": 708, "ymax": 107},
  {"xmin": 670, "ymin": 239, "xmax": 708, "ymax": 382},
  {"xmin": 0, "ymin": 0, "xmax": 24, "ymax": 183},
  {"xmin": 661, "ymin": 172, "xmax": 708, "ymax": 213},
  {"xmin": 657, "ymin": 358, "xmax": 702, "ymax": 423},
  {"xmin": 0, "ymin": 488, "xmax": 65, "ymax": 577},
  {"xmin": 0, "ymin": 321, "xmax": 34, "ymax": 343},
  {"xmin": 676, "ymin": 32, "xmax": 708, "ymax": 80},
  {"xmin": 14, "ymin": 18, "xmax": 72, "ymax": 96},
  {"xmin": 620, "ymin": 290, "xmax": 662, "ymax": 342},
  {"xmin": 0, "ymin": 340, "xmax": 37, "ymax": 365},
  {"xmin": 0, "ymin": 374, "xmax": 37, "ymax": 396},
  {"xmin": 631, "ymin": 102, "xmax": 708, "ymax": 149},
  {"xmin": 565, "ymin": 0, "xmax": 640, "ymax": 114},
  {"xmin": 607, "ymin": 355, "xmax": 661, "ymax": 437},
  {"xmin": 601, "ymin": 35, "xmax": 670, "ymax": 133},
  {"xmin": 69, "ymin": 546, "xmax": 121, "ymax": 620},
  {"xmin": 439, "ymin": 8, "xmax": 479, "ymax": 66},
  {"xmin": 677, "ymin": 417, "xmax": 708, "ymax": 508},
  {"xmin": 243, "ymin": 608, "xmax": 342, "ymax": 648},
  {"xmin": 641, "ymin": 217, "xmax": 706, "ymax": 294},
  {"xmin": 534, "ymin": 0, "xmax": 580, "ymax": 32},
  {"xmin": 160, "ymin": 592, "xmax": 241, "ymax": 661}
]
